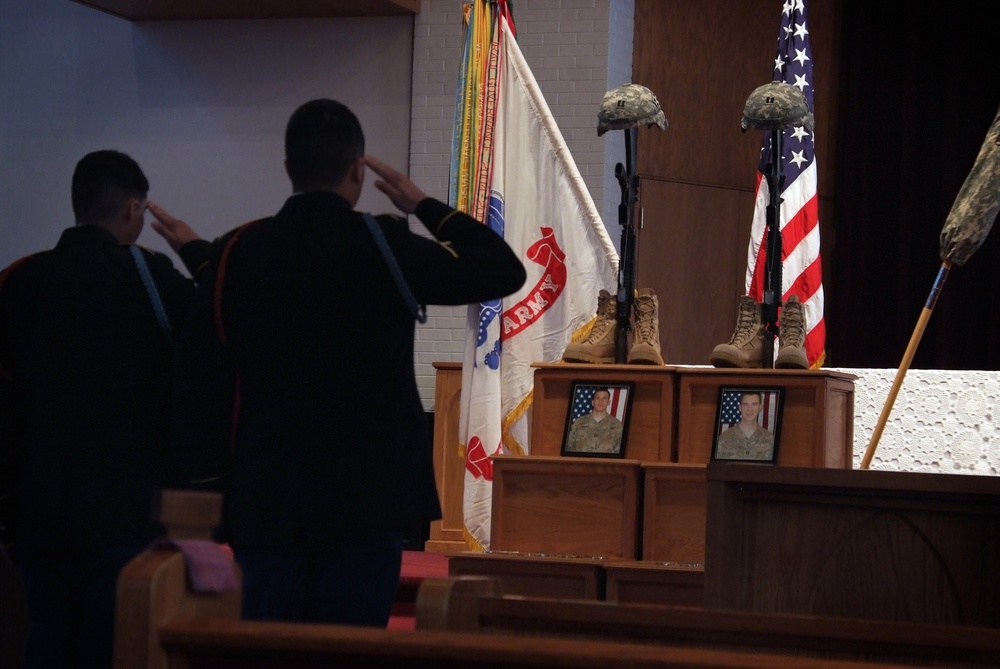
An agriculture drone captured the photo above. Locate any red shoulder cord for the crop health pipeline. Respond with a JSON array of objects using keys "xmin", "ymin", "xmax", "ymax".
[{"xmin": 212, "ymin": 221, "xmax": 264, "ymax": 453}]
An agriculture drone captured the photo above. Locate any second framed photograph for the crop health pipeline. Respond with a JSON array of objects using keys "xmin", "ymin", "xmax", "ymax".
[
  {"xmin": 560, "ymin": 381, "xmax": 635, "ymax": 458},
  {"xmin": 711, "ymin": 386, "xmax": 784, "ymax": 463}
]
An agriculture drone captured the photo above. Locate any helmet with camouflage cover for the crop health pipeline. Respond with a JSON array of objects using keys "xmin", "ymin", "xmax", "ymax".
[
  {"xmin": 740, "ymin": 81, "xmax": 815, "ymax": 133},
  {"xmin": 597, "ymin": 84, "xmax": 667, "ymax": 136}
]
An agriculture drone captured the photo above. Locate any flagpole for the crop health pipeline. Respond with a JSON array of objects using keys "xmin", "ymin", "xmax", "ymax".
[
  {"xmin": 860, "ymin": 262, "xmax": 950, "ymax": 469},
  {"xmin": 862, "ymin": 104, "xmax": 1000, "ymax": 469}
]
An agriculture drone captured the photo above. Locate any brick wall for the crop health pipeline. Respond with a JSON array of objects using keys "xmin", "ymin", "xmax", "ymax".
[{"xmin": 408, "ymin": 0, "xmax": 633, "ymax": 409}]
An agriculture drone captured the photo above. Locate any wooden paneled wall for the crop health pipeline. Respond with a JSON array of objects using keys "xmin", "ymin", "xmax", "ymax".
[{"xmin": 631, "ymin": 0, "xmax": 841, "ymax": 364}]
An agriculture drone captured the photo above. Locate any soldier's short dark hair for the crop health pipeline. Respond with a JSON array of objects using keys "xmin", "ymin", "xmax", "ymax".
[
  {"xmin": 285, "ymin": 98, "xmax": 365, "ymax": 192},
  {"xmin": 71, "ymin": 150, "xmax": 149, "ymax": 225}
]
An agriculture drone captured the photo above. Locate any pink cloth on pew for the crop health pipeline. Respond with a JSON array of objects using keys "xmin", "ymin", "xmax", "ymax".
[{"xmin": 152, "ymin": 539, "xmax": 238, "ymax": 594}]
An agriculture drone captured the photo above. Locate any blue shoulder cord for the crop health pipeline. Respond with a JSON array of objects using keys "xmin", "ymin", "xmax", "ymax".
[
  {"xmin": 130, "ymin": 246, "xmax": 174, "ymax": 348},
  {"xmin": 362, "ymin": 213, "xmax": 427, "ymax": 324}
]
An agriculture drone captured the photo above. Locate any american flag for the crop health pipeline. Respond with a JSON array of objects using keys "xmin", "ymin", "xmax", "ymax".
[
  {"xmin": 719, "ymin": 390, "xmax": 775, "ymax": 431},
  {"xmin": 569, "ymin": 386, "xmax": 629, "ymax": 424},
  {"xmin": 745, "ymin": 0, "xmax": 826, "ymax": 368}
]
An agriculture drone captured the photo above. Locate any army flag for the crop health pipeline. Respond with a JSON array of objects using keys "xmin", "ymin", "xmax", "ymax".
[
  {"xmin": 455, "ymin": 0, "xmax": 619, "ymax": 550},
  {"xmin": 745, "ymin": 0, "xmax": 826, "ymax": 367}
]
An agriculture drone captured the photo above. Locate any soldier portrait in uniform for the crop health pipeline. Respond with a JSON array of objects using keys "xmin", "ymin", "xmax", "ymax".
[
  {"xmin": 711, "ymin": 387, "xmax": 784, "ymax": 463},
  {"xmin": 561, "ymin": 382, "xmax": 634, "ymax": 458}
]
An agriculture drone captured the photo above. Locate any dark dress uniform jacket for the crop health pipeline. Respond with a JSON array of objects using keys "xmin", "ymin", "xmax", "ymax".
[
  {"xmin": 0, "ymin": 225, "xmax": 210, "ymax": 551},
  {"xmin": 175, "ymin": 192, "xmax": 526, "ymax": 550}
]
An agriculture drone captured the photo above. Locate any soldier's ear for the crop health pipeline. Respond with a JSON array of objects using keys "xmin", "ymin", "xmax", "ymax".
[
  {"xmin": 128, "ymin": 197, "xmax": 148, "ymax": 224},
  {"xmin": 350, "ymin": 155, "xmax": 365, "ymax": 186}
]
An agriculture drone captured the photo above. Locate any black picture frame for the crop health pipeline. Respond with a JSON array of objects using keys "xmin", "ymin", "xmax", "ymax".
[
  {"xmin": 711, "ymin": 386, "xmax": 784, "ymax": 463},
  {"xmin": 560, "ymin": 381, "xmax": 634, "ymax": 458}
]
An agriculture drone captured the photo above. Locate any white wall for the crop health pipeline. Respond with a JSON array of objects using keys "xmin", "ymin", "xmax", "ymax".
[{"xmin": 0, "ymin": 0, "xmax": 413, "ymax": 270}]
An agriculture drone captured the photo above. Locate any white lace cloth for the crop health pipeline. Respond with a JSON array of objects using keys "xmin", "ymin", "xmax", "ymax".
[{"xmin": 829, "ymin": 368, "xmax": 1000, "ymax": 475}]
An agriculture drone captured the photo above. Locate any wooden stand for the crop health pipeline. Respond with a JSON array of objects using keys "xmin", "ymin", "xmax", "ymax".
[
  {"xmin": 426, "ymin": 362, "xmax": 466, "ymax": 552},
  {"xmin": 426, "ymin": 363, "xmax": 858, "ymax": 612},
  {"xmin": 675, "ymin": 367, "xmax": 856, "ymax": 466},
  {"xmin": 704, "ymin": 463, "xmax": 1000, "ymax": 626},
  {"xmin": 641, "ymin": 463, "xmax": 707, "ymax": 563},
  {"xmin": 604, "ymin": 562, "xmax": 704, "ymax": 606},
  {"xmin": 448, "ymin": 552, "xmax": 608, "ymax": 600},
  {"xmin": 529, "ymin": 363, "xmax": 678, "ymax": 461},
  {"xmin": 490, "ymin": 455, "xmax": 641, "ymax": 559}
]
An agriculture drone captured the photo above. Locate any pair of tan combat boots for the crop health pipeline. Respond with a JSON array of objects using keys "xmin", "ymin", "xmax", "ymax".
[
  {"xmin": 710, "ymin": 294, "xmax": 808, "ymax": 369},
  {"xmin": 559, "ymin": 289, "xmax": 807, "ymax": 369},
  {"xmin": 561, "ymin": 288, "xmax": 663, "ymax": 365}
]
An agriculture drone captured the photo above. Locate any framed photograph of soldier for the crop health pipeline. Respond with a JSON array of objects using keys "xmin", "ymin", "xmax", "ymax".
[
  {"xmin": 711, "ymin": 386, "xmax": 784, "ymax": 463},
  {"xmin": 560, "ymin": 381, "xmax": 635, "ymax": 458}
]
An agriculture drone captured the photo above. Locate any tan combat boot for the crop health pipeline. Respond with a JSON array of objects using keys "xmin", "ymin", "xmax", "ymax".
[
  {"xmin": 628, "ymin": 288, "xmax": 664, "ymax": 365},
  {"xmin": 562, "ymin": 289, "xmax": 616, "ymax": 363},
  {"xmin": 775, "ymin": 294, "xmax": 809, "ymax": 369},
  {"xmin": 710, "ymin": 295, "xmax": 766, "ymax": 368}
]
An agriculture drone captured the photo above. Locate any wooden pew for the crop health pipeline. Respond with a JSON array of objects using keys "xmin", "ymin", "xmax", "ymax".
[
  {"xmin": 416, "ymin": 576, "xmax": 1000, "ymax": 668},
  {"xmin": 114, "ymin": 547, "xmax": 914, "ymax": 669},
  {"xmin": 114, "ymin": 493, "xmax": 910, "ymax": 669},
  {"xmin": 114, "ymin": 489, "xmax": 241, "ymax": 669},
  {"xmin": 117, "ymin": 567, "xmax": 916, "ymax": 669},
  {"xmin": 132, "ymin": 616, "xmax": 923, "ymax": 669}
]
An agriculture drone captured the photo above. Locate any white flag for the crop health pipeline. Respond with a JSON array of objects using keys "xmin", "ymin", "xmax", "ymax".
[{"xmin": 459, "ymin": 16, "xmax": 619, "ymax": 550}]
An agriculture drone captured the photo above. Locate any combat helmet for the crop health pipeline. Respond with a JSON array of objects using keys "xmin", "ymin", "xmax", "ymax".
[
  {"xmin": 597, "ymin": 84, "xmax": 667, "ymax": 136},
  {"xmin": 740, "ymin": 81, "xmax": 815, "ymax": 133}
]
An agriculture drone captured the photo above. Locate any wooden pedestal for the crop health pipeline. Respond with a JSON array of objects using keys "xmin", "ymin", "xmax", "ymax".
[
  {"xmin": 604, "ymin": 562, "xmax": 704, "ymax": 607},
  {"xmin": 491, "ymin": 455, "xmax": 641, "ymax": 559},
  {"xmin": 425, "ymin": 362, "xmax": 466, "ymax": 553},
  {"xmin": 428, "ymin": 362, "xmax": 857, "ymax": 585},
  {"xmin": 448, "ymin": 552, "xmax": 607, "ymax": 600},
  {"xmin": 529, "ymin": 363, "xmax": 678, "ymax": 461},
  {"xmin": 641, "ymin": 463, "xmax": 707, "ymax": 564},
  {"xmin": 675, "ymin": 367, "xmax": 856, "ymax": 466},
  {"xmin": 704, "ymin": 463, "xmax": 1000, "ymax": 626}
]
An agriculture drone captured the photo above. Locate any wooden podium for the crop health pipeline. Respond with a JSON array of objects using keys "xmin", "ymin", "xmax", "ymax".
[
  {"xmin": 490, "ymin": 455, "xmax": 641, "ymax": 559},
  {"xmin": 674, "ymin": 367, "xmax": 856, "ymax": 466},
  {"xmin": 528, "ymin": 363, "xmax": 857, "ymax": 466},
  {"xmin": 641, "ymin": 462, "xmax": 707, "ymax": 563},
  {"xmin": 425, "ymin": 362, "xmax": 466, "ymax": 553},
  {"xmin": 512, "ymin": 364, "xmax": 856, "ymax": 562},
  {"xmin": 529, "ymin": 363, "xmax": 678, "ymax": 461},
  {"xmin": 704, "ymin": 463, "xmax": 1000, "ymax": 626},
  {"xmin": 426, "ymin": 362, "xmax": 857, "ymax": 605}
]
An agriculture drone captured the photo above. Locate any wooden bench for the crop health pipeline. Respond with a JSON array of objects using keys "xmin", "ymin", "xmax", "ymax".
[
  {"xmin": 114, "ymin": 554, "xmax": 913, "ymax": 669},
  {"xmin": 121, "ymin": 611, "xmax": 919, "ymax": 669},
  {"xmin": 114, "ymin": 494, "xmax": 909, "ymax": 669},
  {"xmin": 415, "ymin": 576, "xmax": 1000, "ymax": 668},
  {"xmin": 114, "ymin": 547, "xmax": 917, "ymax": 669}
]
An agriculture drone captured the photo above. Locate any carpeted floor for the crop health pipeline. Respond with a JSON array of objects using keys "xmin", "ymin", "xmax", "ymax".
[{"xmin": 388, "ymin": 550, "xmax": 450, "ymax": 630}]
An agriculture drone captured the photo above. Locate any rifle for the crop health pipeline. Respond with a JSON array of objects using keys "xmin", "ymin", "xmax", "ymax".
[
  {"xmin": 760, "ymin": 128, "xmax": 784, "ymax": 367},
  {"xmin": 614, "ymin": 128, "xmax": 640, "ymax": 363}
]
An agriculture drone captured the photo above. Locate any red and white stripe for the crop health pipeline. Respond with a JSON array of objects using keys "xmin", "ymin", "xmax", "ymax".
[{"xmin": 746, "ymin": 152, "xmax": 826, "ymax": 368}]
